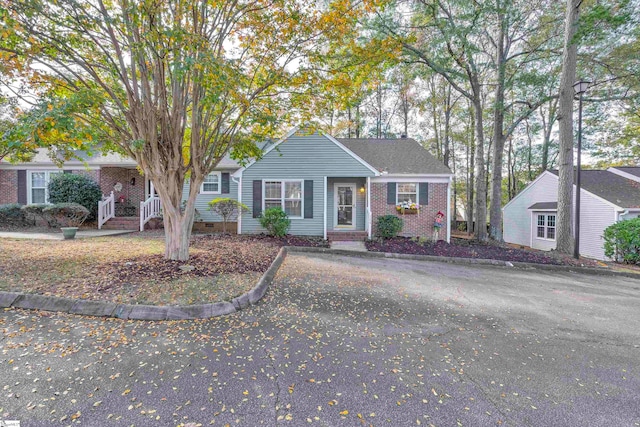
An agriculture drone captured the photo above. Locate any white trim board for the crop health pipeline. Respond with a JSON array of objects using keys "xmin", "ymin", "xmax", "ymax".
[
  {"xmin": 372, "ymin": 176, "xmax": 451, "ymax": 183},
  {"xmin": 608, "ymin": 167, "xmax": 640, "ymax": 183}
]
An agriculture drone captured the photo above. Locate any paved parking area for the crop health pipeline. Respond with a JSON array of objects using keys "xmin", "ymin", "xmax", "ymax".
[{"xmin": 1, "ymin": 253, "xmax": 639, "ymax": 426}]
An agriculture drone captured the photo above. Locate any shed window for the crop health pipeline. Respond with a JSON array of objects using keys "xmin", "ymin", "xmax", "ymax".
[{"xmin": 536, "ymin": 214, "xmax": 556, "ymax": 240}]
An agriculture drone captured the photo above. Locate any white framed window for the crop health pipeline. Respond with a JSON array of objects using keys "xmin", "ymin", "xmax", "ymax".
[
  {"xmin": 263, "ymin": 180, "xmax": 303, "ymax": 218},
  {"xmin": 396, "ymin": 183, "xmax": 419, "ymax": 205},
  {"xmin": 536, "ymin": 214, "xmax": 556, "ymax": 240},
  {"xmin": 27, "ymin": 170, "xmax": 62, "ymax": 204},
  {"xmin": 200, "ymin": 172, "xmax": 221, "ymax": 194}
]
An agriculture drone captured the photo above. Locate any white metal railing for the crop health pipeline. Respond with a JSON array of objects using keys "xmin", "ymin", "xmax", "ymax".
[
  {"xmin": 98, "ymin": 191, "xmax": 115, "ymax": 230},
  {"xmin": 140, "ymin": 196, "xmax": 161, "ymax": 231}
]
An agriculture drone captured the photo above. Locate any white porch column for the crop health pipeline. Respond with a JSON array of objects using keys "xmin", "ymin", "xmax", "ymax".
[
  {"xmin": 366, "ymin": 176, "xmax": 371, "ymax": 239},
  {"xmin": 446, "ymin": 176, "xmax": 452, "ymax": 243},
  {"xmin": 236, "ymin": 172, "xmax": 243, "ymax": 235},
  {"xmin": 323, "ymin": 176, "xmax": 327, "ymax": 240}
]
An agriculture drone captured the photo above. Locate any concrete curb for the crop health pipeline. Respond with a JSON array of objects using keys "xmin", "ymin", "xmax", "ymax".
[
  {"xmin": 0, "ymin": 246, "xmax": 288, "ymax": 321},
  {"xmin": 286, "ymin": 246, "xmax": 640, "ymax": 280}
]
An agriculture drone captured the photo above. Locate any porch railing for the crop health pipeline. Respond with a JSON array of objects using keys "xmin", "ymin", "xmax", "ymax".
[
  {"xmin": 98, "ymin": 191, "xmax": 115, "ymax": 230},
  {"xmin": 140, "ymin": 196, "xmax": 161, "ymax": 231}
]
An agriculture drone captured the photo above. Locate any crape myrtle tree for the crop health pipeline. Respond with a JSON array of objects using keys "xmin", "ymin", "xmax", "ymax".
[{"xmin": 1, "ymin": 0, "xmax": 364, "ymax": 260}]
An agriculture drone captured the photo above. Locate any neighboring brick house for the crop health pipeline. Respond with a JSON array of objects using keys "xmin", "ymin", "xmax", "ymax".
[
  {"xmin": 0, "ymin": 149, "xmax": 146, "ymax": 217},
  {"xmin": 1, "ymin": 128, "xmax": 453, "ymax": 239}
]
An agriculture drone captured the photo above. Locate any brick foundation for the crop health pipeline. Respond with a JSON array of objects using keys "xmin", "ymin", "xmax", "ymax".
[
  {"xmin": 370, "ymin": 182, "xmax": 449, "ymax": 239},
  {"xmin": 0, "ymin": 170, "xmax": 18, "ymax": 204}
]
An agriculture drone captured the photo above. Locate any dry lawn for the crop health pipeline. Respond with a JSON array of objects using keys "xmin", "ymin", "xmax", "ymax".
[{"xmin": 0, "ymin": 234, "xmax": 282, "ymax": 306}]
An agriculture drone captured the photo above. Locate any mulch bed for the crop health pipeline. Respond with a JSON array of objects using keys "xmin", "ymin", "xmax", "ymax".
[{"xmin": 365, "ymin": 237, "xmax": 599, "ymax": 266}]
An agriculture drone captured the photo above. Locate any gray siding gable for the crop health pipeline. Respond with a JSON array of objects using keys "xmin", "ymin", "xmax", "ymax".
[{"xmin": 241, "ymin": 133, "xmax": 376, "ymax": 235}]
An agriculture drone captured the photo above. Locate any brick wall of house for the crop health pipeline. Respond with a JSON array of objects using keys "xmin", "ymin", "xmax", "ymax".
[
  {"xmin": 99, "ymin": 167, "xmax": 146, "ymax": 215},
  {"xmin": 0, "ymin": 170, "xmax": 18, "ymax": 204},
  {"xmin": 370, "ymin": 182, "xmax": 449, "ymax": 239}
]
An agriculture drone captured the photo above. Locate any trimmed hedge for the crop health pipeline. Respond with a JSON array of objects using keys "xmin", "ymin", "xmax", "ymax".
[
  {"xmin": 0, "ymin": 203, "xmax": 28, "ymax": 226},
  {"xmin": 48, "ymin": 173, "xmax": 102, "ymax": 220},
  {"xmin": 43, "ymin": 203, "xmax": 90, "ymax": 228}
]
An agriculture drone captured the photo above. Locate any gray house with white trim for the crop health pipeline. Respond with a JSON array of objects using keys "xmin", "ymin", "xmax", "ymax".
[
  {"xmin": 1, "ymin": 128, "xmax": 453, "ymax": 240},
  {"xmin": 503, "ymin": 167, "xmax": 640, "ymax": 260}
]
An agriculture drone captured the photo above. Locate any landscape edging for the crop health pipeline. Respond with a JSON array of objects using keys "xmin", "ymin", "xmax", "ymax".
[
  {"xmin": 286, "ymin": 246, "xmax": 640, "ymax": 279},
  {"xmin": 0, "ymin": 246, "xmax": 288, "ymax": 320}
]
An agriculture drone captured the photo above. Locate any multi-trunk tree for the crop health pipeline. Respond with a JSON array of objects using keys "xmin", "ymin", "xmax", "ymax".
[{"xmin": 2, "ymin": 0, "xmax": 363, "ymax": 260}]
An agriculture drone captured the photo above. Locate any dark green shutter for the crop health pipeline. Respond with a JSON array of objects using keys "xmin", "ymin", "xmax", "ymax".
[
  {"xmin": 221, "ymin": 173, "xmax": 230, "ymax": 194},
  {"xmin": 304, "ymin": 180, "xmax": 313, "ymax": 219},
  {"xmin": 387, "ymin": 182, "xmax": 396, "ymax": 204},
  {"xmin": 63, "ymin": 170, "xmax": 72, "ymax": 174},
  {"xmin": 252, "ymin": 180, "xmax": 262, "ymax": 218},
  {"xmin": 17, "ymin": 170, "xmax": 27, "ymax": 205},
  {"xmin": 419, "ymin": 183, "xmax": 429, "ymax": 205}
]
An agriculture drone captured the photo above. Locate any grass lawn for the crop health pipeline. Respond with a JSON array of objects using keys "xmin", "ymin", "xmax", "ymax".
[{"xmin": 0, "ymin": 234, "xmax": 324, "ymax": 306}]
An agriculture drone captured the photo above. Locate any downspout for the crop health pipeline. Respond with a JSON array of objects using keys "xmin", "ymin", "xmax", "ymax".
[{"xmin": 233, "ymin": 174, "xmax": 242, "ymax": 234}]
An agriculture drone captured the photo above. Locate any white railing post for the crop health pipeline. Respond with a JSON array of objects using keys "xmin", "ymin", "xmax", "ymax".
[
  {"xmin": 140, "ymin": 196, "xmax": 162, "ymax": 231},
  {"xmin": 98, "ymin": 191, "xmax": 115, "ymax": 229}
]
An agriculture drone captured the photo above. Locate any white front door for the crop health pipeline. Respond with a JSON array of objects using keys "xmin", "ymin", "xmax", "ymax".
[{"xmin": 334, "ymin": 183, "xmax": 356, "ymax": 229}]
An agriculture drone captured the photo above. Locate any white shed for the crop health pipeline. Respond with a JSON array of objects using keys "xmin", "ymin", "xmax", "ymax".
[{"xmin": 503, "ymin": 168, "xmax": 640, "ymax": 261}]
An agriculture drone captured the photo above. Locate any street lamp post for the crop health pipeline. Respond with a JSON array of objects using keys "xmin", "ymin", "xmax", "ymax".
[{"xmin": 572, "ymin": 80, "xmax": 589, "ymax": 260}]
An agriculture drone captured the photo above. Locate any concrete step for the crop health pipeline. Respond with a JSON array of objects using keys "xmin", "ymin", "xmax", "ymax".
[{"xmin": 327, "ymin": 231, "xmax": 368, "ymax": 242}]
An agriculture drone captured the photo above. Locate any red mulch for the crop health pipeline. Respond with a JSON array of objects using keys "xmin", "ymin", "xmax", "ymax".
[{"xmin": 366, "ymin": 237, "xmax": 600, "ymax": 267}]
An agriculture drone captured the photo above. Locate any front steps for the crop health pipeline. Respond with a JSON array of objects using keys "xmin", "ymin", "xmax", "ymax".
[
  {"xmin": 100, "ymin": 216, "xmax": 139, "ymax": 230},
  {"xmin": 327, "ymin": 231, "xmax": 368, "ymax": 242}
]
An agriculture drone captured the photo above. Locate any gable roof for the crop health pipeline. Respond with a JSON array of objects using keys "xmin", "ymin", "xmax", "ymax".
[
  {"xmin": 336, "ymin": 137, "xmax": 452, "ymax": 175},
  {"xmin": 234, "ymin": 127, "xmax": 380, "ymax": 176},
  {"xmin": 549, "ymin": 169, "xmax": 640, "ymax": 209}
]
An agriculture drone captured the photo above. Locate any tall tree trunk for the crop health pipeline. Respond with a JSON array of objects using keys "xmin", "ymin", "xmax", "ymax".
[
  {"xmin": 472, "ymin": 83, "xmax": 487, "ymax": 241},
  {"xmin": 429, "ymin": 77, "xmax": 441, "ymax": 159},
  {"xmin": 556, "ymin": 0, "xmax": 580, "ymax": 255},
  {"xmin": 507, "ymin": 136, "xmax": 513, "ymax": 199},
  {"xmin": 489, "ymin": 16, "xmax": 506, "ymax": 241},
  {"xmin": 467, "ymin": 101, "xmax": 475, "ymax": 235},
  {"xmin": 540, "ymin": 98, "xmax": 558, "ymax": 170},
  {"xmin": 146, "ymin": 170, "xmax": 202, "ymax": 261},
  {"xmin": 443, "ymin": 85, "xmax": 452, "ymax": 168},
  {"xmin": 347, "ymin": 107, "xmax": 352, "ymax": 138},
  {"xmin": 526, "ymin": 120, "xmax": 533, "ymax": 180}
]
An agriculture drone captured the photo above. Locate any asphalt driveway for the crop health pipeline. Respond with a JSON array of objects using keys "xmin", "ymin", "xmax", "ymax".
[{"xmin": 1, "ymin": 253, "xmax": 639, "ymax": 426}]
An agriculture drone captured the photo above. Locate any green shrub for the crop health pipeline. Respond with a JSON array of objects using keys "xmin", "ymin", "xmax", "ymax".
[
  {"xmin": 43, "ymin": 203, "xmax": 90, "ymax": 228},
  {"xmin": 21, "ymin": 204, "xmax": 57, "ymax": 227},
  {"xmin": 208, "ymin": 198, "xmax": 249, "ymax": 233},
  {"xmin": 48, "ymin": 173, "xmax": 102, "ymax": 220},
  {"xmin": 0, "ymin": 203, "xmax": 28, "ymax": 226},
  {"xmin": 603, "ymin": 218, "xmax": 640, "ymax": 264},
  {"xmin": 258, "ymin": 207, "xmax": 290, "ymax": 237},
  {"xmin": 376, "ymin": 215, "xmax": 403, "ymax": 239}
]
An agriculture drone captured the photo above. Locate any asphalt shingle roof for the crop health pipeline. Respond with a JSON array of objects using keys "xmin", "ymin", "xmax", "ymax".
[
  {"xmin": 528, "ymin": 202, "xmax": 558, "ymax": 210},
  {"xmin": 337, "ymin": 137, "xmax": 452, "ymax": 175},
  {"xmin": 549, "ymin": 169, "xmax": 640, "ymax": 208}
]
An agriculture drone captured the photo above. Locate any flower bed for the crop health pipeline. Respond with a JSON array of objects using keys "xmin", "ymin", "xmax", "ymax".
[{"xmin": 366, "ymin": 237, "xmax": 595, "ymax": 266}]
